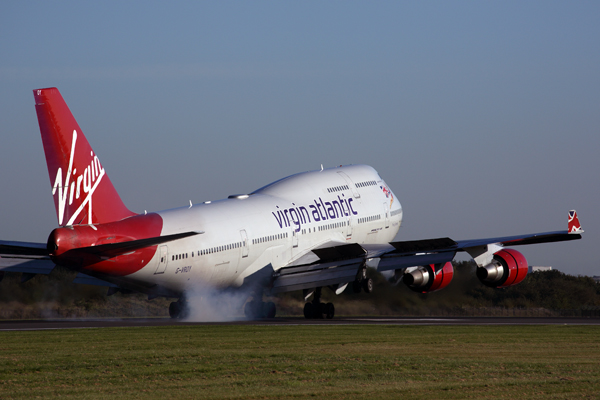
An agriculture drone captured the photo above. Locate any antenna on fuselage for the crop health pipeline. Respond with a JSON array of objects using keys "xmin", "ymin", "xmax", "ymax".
[
  {"xmin": 320, "ymin": 164, "xmax": 323, "ymax": 171},
  {"xmin": 189, "ymin": 200, "xmax": 193, "ymax": 208}
]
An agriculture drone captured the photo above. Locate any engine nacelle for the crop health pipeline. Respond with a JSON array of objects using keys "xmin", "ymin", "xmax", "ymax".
[
  {"xmin": 476, "ymin": 248, "xmax": 528, "ymax": 288},
  {"xmin": 403, "ymin": 261, "xmax": 454, "ymax": 293}
]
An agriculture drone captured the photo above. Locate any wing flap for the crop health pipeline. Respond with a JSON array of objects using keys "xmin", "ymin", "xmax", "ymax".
[
  {"xmin": 271, "ymin": 258, "xmax": 363, "ymax": 294},
  {"xmin": 377, "ymin": 251, "xmax": 456, "ymax": 272},
  {"xmin": 311, "ymin": 243, "xmax": 366, "ymax": 262},
  {"xmin": 389, "ymin": 237, "xmax": 457, "ymax": 254}
]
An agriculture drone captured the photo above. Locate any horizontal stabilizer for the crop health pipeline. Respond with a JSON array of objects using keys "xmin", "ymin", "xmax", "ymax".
[
  {"xmin": 0, "ymin": 240, "xmax": 48, "ymax": 256},
  {"xmin": 0, "ymin": 240, "xmax": 54, "ymax": 275}
]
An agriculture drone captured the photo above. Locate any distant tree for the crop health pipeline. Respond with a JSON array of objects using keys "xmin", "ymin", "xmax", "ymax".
[{"xmin": 1, "ymin": 261, "xmax": 599, "ymax": 318}]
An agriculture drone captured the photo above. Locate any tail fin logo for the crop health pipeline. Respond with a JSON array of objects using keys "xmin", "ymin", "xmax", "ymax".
[
  {"xmin": 52, "ymin": 129, "xmax": 105, "ymax": 226},
  {"xmin": 568, "ymin": 210, "xmax": 583, "ymax": 234}
]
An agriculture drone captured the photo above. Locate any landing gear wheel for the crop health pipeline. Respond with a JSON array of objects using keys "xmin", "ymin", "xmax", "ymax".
[
  {"xmin": 179, "ymin": 304, "xmax": 190, "ymax": 319},
  {"xmin": 244, "ymin": 301, "xmax": 254, "ymax": 318},
  {"xmin": 303, "ymin": 302, "xmax": 314, "ymax": 319},
  {"xmin": 169, "ymin": 301, "xmax": 180, "ymax": 319},
  {"xmin": 325, "ymin": 302, "xmax": 335, "ymax": 319},
  {"xmin": 304, "ymin": 287, "xmax": 335, "ymax": 319},
  {"xmin": 245, "ymin": 300, "xmax": 277, "ymax": 319},
  {"xmin": 352, "ymin": 280, "xmax": 362, "ymax": 293},
  {"xmin": 245, "ymin": 300, "xmax": 260, "ymax": 319},
  {"xmin": 312, "ymin": 302, "xmax": 324, "ymax": 319},
  {"xmin": 264, "ymin": 301, "xmax": 276, "ymax": 318},
  {"xmin": 169, "ymin": 300, "xmax": 189, "ymax": 319},
  {"xmin": 362, "ymin": 278, "xmax": 373, "ymax": 294}
]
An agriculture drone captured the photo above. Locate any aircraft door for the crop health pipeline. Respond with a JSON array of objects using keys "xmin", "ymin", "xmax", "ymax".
[
  {"xmin": 292, "ymin": 228, "xmax": 299, "ymax": 248},
  {"xmin": 240, "ymin": 230, "xmax": 249, "ymax": 257},
  {"xmin": 346, "ymin": 216, "xmax": 353, "ymax": 238},
  {"xmin": 337, "ymin": 171, "xmax": 360, "ymax": 198},
  {"xmin": 383, "ymin": 202, "xmax": 390, "ymax": 229},
  {"xmin": 154, "ymin": 245, "xmax": 168, "ymax": 274}
]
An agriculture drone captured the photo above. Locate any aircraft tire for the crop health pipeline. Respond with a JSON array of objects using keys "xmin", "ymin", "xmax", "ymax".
[
  {"xmin": 362, "ymin": 278, "xmax": 373, "ymax": 294},
  {"xmin": 179, "ymin": 304, "xmax": 190, "ymax": 319},
  {"xmin": 244, "ymin": 300, "xmax": 259, "ymax": 319},
  {"xmin": 169, "ymin": 301, "xmax": 180, "ymax": 319},
  {"xmin": 325, "ymin": 302, "xmax": 335, "ymax": 319},
  {"xmin": 303, "ymin": 302, "xmax": 314, "ymax": 319},
  {"xmin": 264, "ymin": 301, "xmax": 276, "ymax": 318},
  {"xmin": 313, "ymin": 302, "xmax": 325, "ymax": 319}
]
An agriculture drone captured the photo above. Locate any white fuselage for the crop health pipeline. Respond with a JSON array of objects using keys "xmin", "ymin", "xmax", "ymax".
[{"xmin": 123, "ymin": 165, "xmax": 402, "ymax": 295}]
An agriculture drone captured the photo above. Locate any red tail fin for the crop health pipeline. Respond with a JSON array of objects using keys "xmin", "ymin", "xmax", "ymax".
[{"xmin": 34, "ymin": 88, "xmax": 135, "ymax": 226}]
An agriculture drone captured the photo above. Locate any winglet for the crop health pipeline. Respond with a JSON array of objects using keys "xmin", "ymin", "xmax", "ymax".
[{"xmin": 568, "ymin": 210, "xmax": 583, "ymax": 234}]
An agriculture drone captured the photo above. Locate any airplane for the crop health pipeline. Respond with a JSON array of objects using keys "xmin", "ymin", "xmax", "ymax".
[{"xmin": 0, "ymin": 87, "xmax": 584, "ymax": 320}]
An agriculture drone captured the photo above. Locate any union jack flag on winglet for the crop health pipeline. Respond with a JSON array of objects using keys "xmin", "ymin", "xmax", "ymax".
[{"xmin": 568, "ymin": 210, "xmax": 583, "ymax": 233}]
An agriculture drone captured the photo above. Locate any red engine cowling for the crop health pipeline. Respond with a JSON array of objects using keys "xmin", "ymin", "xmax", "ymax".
[
  {"xmin": 403, "ymin": 261, "xmax": 454, "ymax": 293},
  {"xmin": 476, "ymin": 248, "xmax": 528, "ymax": 288}
]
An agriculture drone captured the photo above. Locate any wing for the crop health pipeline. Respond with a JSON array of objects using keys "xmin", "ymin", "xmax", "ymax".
[
  {"xmin": 270, "ymin": 211, "xmax": 583, "ymax": 294},
  {"xmin": 271, "ymin": 240, "xmax": 458, "ymax": 294}
]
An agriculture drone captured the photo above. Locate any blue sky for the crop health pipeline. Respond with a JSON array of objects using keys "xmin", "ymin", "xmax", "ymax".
[{"xmin": 1, "ymin": 1, "xmax": 598, "ymax": 275}]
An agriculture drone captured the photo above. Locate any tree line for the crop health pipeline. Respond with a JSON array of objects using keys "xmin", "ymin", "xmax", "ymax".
[{"xmin": 1, "ymin": 261, "xmax": 599, "ymax": 318}]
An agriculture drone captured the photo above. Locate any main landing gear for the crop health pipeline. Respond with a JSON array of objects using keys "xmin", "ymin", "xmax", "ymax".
[
  {"xmin": 169, "ymin": 297, "xmax": 190, "ymax": 319},
  {"xmin": 352, "ymin": 278, "xmax": 373, "ymax": 294},
  {"xmin": 303, "ymin": 287, "xmax": 335, "ymax": 319},
  {"xmin": 352, "ymin": 267, "xmax": 374, "ymax": 294},
  {"xmin": 244, "ymin": 299, "xmax": 276, "ymax": 319},
  {"xmin": 303, "ymin": 267, "xmax": 374, "ymax": 320}
]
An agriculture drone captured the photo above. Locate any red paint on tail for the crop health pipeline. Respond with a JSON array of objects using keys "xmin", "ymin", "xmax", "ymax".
[{"xmin": 34, "ymin": 88, "xmax": 135, "ymax": 226}]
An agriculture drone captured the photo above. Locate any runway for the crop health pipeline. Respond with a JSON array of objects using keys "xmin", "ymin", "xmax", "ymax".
[{"xmin": 1, "ymin": 316, "xmax": 599, "ymax": 331}]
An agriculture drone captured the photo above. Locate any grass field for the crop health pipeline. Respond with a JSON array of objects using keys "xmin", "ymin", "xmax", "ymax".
[{"xmin": 1, "ymin": 324, "xmax": 599, "ymax": 399}]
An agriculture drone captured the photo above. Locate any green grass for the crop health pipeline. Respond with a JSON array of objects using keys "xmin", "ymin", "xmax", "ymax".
[{"xmin": 1, "ymin": 325, "xmax": 599, "ymax": 399}]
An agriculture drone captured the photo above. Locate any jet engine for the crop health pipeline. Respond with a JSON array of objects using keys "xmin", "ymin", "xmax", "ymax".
[
  {"xmin": 403, "ymin": 261, "xmax": 454, "ymax": 293},
  {"xmin": 476, "ymin": 248, "xmax": 528, "ymax": 288}
]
